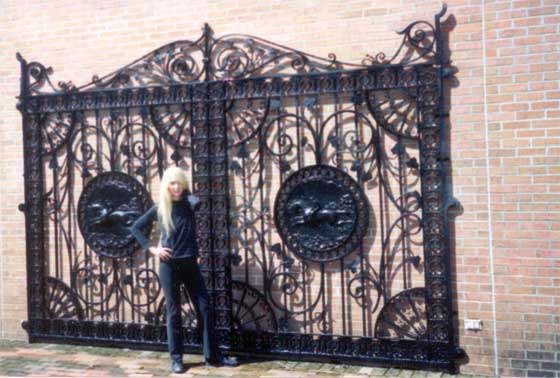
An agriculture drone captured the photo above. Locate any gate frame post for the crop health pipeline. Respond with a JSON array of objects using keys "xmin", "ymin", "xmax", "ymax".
[{"xmin": 17, "ymin": 53, "xmax": 46, "ymax": 341}]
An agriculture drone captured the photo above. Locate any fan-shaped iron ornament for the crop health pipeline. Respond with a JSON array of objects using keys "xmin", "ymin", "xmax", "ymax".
[
  {"xmin": 274, "ymin": 165, "xmax": 369, "ymax": 262},
  {"xmin": 43, "ymin": 276, "xmax": 85, "ymax": 320},
  {"xmin": 77, "ymin": 172, "xmax": 153, "ymax": 258},
  {"xmin": 375, "ymin": 287, "xmax": 427, "ymax": 341}
]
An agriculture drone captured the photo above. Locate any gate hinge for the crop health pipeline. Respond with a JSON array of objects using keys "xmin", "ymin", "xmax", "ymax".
[
  {"xmin": 441, "ymin": 66, "xmax": 457, "ymax": 79},
  {"xmin": 452, "ymin": 346, "xmax": 467, "ymax": 361},
  {"xmin": 444, "ymin": 197, "xmax": 461, "ymax": 213},
  {"xmin": 18, "ymin": 203, "xmax": 27, "ymax": 212}
]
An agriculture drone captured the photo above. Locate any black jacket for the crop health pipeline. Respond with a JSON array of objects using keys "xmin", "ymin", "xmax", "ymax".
[{"xmin": 129, "ymin": 194, "xmax": 201, "ymax": 259}]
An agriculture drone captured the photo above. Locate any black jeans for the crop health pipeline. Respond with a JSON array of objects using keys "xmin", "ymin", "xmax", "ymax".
[{"xmin": 159, "ymin": 257, "xmax": 220, "ymax": 362}]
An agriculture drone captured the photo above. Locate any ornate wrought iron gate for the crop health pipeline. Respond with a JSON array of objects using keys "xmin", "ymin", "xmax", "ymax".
[{"xmin": 18, "ymin": 6, "xmax": 464, "ymax": 372}]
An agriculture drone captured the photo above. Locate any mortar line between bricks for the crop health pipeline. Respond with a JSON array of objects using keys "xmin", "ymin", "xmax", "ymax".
[{"xmin": 480, "ymin": 1, "xmax": 500, "ymax": 377}]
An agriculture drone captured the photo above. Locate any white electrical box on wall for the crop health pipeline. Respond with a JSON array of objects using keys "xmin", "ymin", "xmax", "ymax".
[{"xmin": 464, "ymin": 319, "xmax": 483, "ymax": 331}]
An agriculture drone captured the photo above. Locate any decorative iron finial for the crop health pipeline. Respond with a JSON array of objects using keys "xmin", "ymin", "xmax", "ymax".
[
  {"xmin": 16, "ymin": 52, "xmax": 26, "ymax": 64},
  {"xmin": 436, "ymin": 3, "xmax": 448, "ymax": 20}
]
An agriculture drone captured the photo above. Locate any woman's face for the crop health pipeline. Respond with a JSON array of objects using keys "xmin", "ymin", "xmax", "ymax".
[{"xmin": 168, "ymin": 180, "xmax": 184, "ymax": 200}]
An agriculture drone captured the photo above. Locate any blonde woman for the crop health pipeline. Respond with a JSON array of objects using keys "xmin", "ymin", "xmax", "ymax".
[{"xmin": 129, "ymin": 166, "xmax": 237, "ymax": 373}]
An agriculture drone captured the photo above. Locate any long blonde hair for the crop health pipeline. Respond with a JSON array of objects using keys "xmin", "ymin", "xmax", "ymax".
[{"xmin": 158, "ymin": 166, "xmax": 190, "ymax": 235}]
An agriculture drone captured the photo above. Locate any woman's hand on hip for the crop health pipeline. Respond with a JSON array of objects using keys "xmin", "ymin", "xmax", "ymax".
[{"xmin": 149, "ymin": 246, "xmax": 172, "ymax": 261}]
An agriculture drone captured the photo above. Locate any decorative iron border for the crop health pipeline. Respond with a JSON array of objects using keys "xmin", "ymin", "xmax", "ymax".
[{"xmin": 20, "ymin": 65, "xmax": 438, "ymax": 115}]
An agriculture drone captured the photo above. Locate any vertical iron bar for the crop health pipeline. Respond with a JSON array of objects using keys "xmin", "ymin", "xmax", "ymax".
[
  {"xmin": 353, "ymin": 102, "xmax": 367, "ymax": 336},
  {"xmin": 139, "ymin": 107, "xmax": 151, "ymax": 324},
  {"xmin": 221, "ymin": 79, "xmax": 234, "ymax": 347},
  {"xmin": 334, "ymin": 90, "xmax": 347, "ymax": 336},
  {"xmin": 125, "ymin": 107, "xmax": 134, "ymax": 323},
  {"xmin": 277, "ymin": 103, "xmax": 289, "ymax": 329},
  {"xmin": 371, "ymin": 90, "xmax": 388, "ymax": 304},
  {"xmin": 239, "ymin": 105, "xmax": 250, "ymax": 285},
  {"xmin": 77, "ymin": 111, "xmax": 89, "ymax": 318},
  {"xmin": 258, "ymin": 106, "xmax": 268, "ymax": 307},
  {"xmin": 52, "ymin": 154, "xmax": 60, "ymax": 280},
  {"xmin": 397, "ymin": 134, "xmax": 407, "ymax": 290},
  {"xmin": 66, "ymin": 118, "xmax": 75, "ymax": 312},
  {"xmin": 295, "ymin": 94, "xmax": 307, "ymax": 333},
  {"xmin": 320, "ymin": 262, "xmax": 326, "ymax": 334}
]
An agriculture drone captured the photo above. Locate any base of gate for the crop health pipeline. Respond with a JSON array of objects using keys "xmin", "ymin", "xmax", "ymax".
[{"xmin": 22, "ymin": 319, "xmax": 467, "ymax": 374}]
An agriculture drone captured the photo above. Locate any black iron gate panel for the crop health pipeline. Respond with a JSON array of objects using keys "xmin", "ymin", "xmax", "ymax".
[{"xmin": 17, "ymin": 6, "xmax": 464, "ymax": 372}]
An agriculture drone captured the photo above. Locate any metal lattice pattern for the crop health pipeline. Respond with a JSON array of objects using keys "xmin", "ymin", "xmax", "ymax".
[{"xmin": 17, "ymin": 5, "xmax": 463, "ymax": 373}]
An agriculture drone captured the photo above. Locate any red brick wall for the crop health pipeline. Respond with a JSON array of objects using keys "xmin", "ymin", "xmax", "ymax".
[
  {"xmin": 481, "ymin": 1, "xmax": 559, "ymax": 377},
  {"xmin": 0, "ymin": 1, "xmax": 558, "ymax": 376}
]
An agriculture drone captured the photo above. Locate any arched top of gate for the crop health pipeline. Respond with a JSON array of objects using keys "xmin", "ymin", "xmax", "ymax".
[{"xmin": 17, "ymin": 5, "xmax": 447, "ymax": 96}]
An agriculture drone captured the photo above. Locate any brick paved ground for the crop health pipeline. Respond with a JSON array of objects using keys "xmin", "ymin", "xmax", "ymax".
[{"xmin": 0, "ymin": 340, "xmax": 479, "ymax": 378}]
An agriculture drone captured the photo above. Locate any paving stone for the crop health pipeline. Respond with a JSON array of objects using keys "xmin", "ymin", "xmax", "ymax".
[
  {"xmin": 397, "ymin": 368, "xmax": 417, "ymax": 377},
  {"xmin": 249, "ymin": 361, "xmax": 277, "ymax": 370},
  {"xmin": 318, "ymin": 363, "xmax": 339, "ymax": 372},
  {"xmin": 369, "ymin": 367, "xmax": 389, "ymax": 376},
  {"xmin": 384, "ymin": 367, "xmax": 400, "ymax": 376},
  {"xmin": 426, "ymin": 372, "xmax": 444, "ymax": 378},
  {"xmin": 297, "ymin": 361, "xmax": 326, "ymax": 371},
  {"xmin": 263, "ymin": 369, "xmax": 309, "ymax": 376},
  {"xmin": 0, "ymin": 340, "xmax": 486, "ymax": 377},
  {"xmin": 359, "ymin": 366, "xmax": 374, "ymax": 374},
  {"xmin": 330, "ymin": 364, "xmax": 352, "ymax": 374},
  {"xmin": 342, "ymin": 365, "xmax": 364, "ymax": 374}
]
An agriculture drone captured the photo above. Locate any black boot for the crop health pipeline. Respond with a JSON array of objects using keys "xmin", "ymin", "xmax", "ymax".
[
  {"xmin": 171, "ymin": 359, "xmax": 185, "ymax": 373},
  {"xmin": 205, "ymin": 355, "xmax": 238, "ymax": 368}
]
